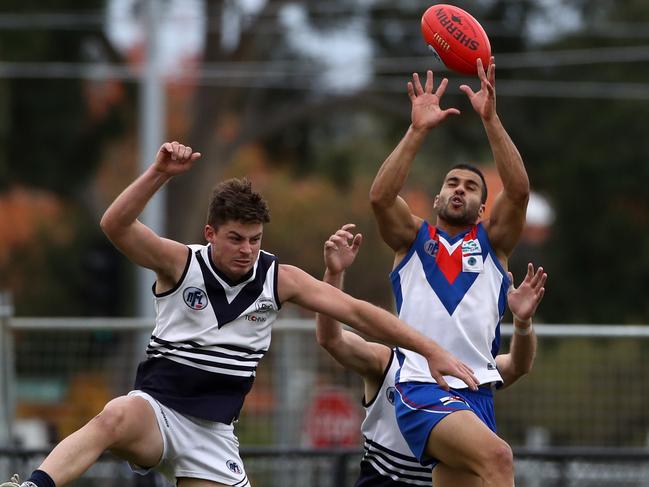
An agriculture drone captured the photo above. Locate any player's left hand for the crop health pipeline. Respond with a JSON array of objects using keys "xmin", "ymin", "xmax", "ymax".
[
  {"xmin": 459, "ymin": 57, "xmax": 496, "ymax": 121},
  {"xmin": 507, "ymin": 263, "xmax": 547, "ymax": 323},
  {"xmin": 324, "ymin": 224, "xmax": 363, "ymax": 275}
]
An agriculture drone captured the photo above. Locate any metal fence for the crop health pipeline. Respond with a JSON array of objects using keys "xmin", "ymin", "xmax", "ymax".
[{"xmin": 2, "ymin": 295, "xmax": 649, "ymax": 486}]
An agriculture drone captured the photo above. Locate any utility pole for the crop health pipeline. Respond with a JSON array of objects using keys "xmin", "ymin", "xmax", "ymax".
[
  {"xmin": 136, "ymin": 0, "xmax": 166, "ymax": 319},
  {"xmin": 0, "ymin": 292, "xmax": 15, "ymax": 446}
]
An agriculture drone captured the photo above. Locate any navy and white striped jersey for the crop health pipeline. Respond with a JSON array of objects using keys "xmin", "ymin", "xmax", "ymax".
[
  {"xmin": 356, "ymin": 350, "xmax": 432, "ymax": 486},
  {"xmin": 134, "ymin": 244, "xmax": 281, "ymax": 423}
]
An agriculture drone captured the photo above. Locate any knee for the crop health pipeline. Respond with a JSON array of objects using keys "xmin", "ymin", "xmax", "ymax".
[
  {"xmin": 481, "ymin": 440, "xmax": 514, "ymax": 479},
  {"xmin": 90, "ymin": 398, "xmax": 132, "ymax": 445}
]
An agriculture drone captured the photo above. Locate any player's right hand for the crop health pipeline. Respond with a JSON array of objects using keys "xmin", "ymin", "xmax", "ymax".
[
  {"xmin": 153, "ymin": 141, "xmax": 202, "ymax": 176},
  {"xmin": 408, "ymin": 70, "xmax": 460, "ymax": 131},
  {"xmin": 424, "ymin": 341, "xmax": 480, "ymax": 391}
]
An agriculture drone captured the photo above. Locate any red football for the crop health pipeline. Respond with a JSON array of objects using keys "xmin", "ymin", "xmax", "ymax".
[{"xmin": 421, "ymin": 4, "xmax": 491, "ymax": 75}]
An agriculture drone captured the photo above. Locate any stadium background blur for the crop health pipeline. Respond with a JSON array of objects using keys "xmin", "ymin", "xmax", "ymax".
[{"xmin": 1, "ymin": 1, "xmax": 649, "ymax": 486}]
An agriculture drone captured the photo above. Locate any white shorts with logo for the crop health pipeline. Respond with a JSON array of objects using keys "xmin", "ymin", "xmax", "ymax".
[{"xmin": 127, "ymin": 390, "xmax": 251, "ymax": 486}]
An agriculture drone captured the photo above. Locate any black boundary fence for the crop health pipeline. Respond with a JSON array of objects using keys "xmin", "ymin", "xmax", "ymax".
[{"xmin": 1, "ymin": 447, "xmax": 649, "ymax": 487}]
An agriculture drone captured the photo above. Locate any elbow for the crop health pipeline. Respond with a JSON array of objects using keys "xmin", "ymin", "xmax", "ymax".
[
  {"xmin": 369, "ymin": 185, "xmax": 392, "ymax": 210},
  {"xmin": 99, "ymin": 211, "xmax": 114, "ymax": 237},
  {"xmin": 315, "ymin": 330, "xmax": 329, "ymax": 348},
  {"xmin": 512, "ymin": 361, "xmax": 534, "ymax": 380},
  {"xmin": 511, "ymin": 178, "xmax": 531, "ymax": 206},
  {"xmin": 99, "ymin": 210, "xmax": 126, "ymax": 240},
  {"xmin": 315, "ymin": 331, "xmax": 338, "ymax": 352},
  {"xmin": 516, "ymin": 366, "xmax": 532, "ymax": 379}
]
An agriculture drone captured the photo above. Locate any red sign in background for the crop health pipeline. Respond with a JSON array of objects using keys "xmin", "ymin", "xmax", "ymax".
[{"xmin": 303, "ymin": 387, "xmax": 362, "ymax": 448}]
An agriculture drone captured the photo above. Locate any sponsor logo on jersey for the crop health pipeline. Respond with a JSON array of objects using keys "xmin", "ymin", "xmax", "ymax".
[
  {"xmin": 255, "ymin": 298, "xmax": 274, "ymax": 313},
  {"xmin": 462, "ymin": 239, "xmax": 481, "ymax": 255},
  {"xmin": 159, "ymin": 409, "xmax": 170, "ymax": 428},
  {"xmin": 183, "ymin": 287, "xmax": 208, "ymax": 310},
  {"xmin": 423, "ymin": 239, "xmax": 438, "ymax": 257},
  {"xmin": 226, "ymin": 460, "xmax": 242, "ymax": 475},
  {"xmin": 385, "ymin": 386, "xmax": 396, "ymax": 405},
  {"xmin": 244, "ymin": 314, "xmax": 267, "ymax": 323}
]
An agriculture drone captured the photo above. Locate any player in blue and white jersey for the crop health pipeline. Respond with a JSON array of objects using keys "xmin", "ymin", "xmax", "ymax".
[
  {"xmin": 370, "ymin": 60, "xmax": 537, "ymax": 486},
  {"xmin": 316, "ymin": 224, "xmax": 546, "ymax": 487},
  {"xmin": 4, "ymin": 142, "xmax": 480, "ymax": 487}
]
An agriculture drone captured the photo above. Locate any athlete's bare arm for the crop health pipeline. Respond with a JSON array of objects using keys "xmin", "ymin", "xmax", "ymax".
[
  {"xmin": 460, "ymin": 58, "xmax": 530, "ymax": 262},
  {"xmin": 370, "ymin": 71, "xmax": 459, "ymax": 258},
  {"xmin": 278, "ymin": 263, "xmax": 479, "ymax": 391},
  {"xmin": 100, "ymin": 142, "xmax": 201, "ymax": 291},
  {"xmin": 315, "ymin": 224, "xmax": 391, "ymax": 386},
  {"xmin": 496, "ymin": 263, "xmax": 547, "ymax": 388}
]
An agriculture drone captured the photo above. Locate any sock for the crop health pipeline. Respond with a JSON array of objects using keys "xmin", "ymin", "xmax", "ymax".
[{"xmin": 24, "ymin": 470, "xmax": 55, "ymax": 487}]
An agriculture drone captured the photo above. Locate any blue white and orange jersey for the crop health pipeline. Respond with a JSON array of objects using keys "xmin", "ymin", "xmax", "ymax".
[{"xmin": 391, "ymin": 221, "xmax": 509, "ymax": 389}]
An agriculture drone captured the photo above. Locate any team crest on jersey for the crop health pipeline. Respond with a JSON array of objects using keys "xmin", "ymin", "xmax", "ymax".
[
  {"xmin": 183, "ymin": 287, "xmax": 208, "ymax": 310},
  {"xmin": 423, "ymin": 239, "xmax": 438, "ymax": 257},
  {"xmin": 385, "ymin": 386, "xmax": 396, "ymax": 405},
  {"xmin": 226, "ymin": 460, "xmax": 242, "ymax": 475},
  {"xmin": 255, "ymin": 298, "xmax": 274, "ymax": 313}
]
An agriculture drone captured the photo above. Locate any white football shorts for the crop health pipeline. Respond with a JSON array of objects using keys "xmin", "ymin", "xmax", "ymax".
[{"xmin": 127, "ymin": 390, "xmax": 251, "ymax": 486}]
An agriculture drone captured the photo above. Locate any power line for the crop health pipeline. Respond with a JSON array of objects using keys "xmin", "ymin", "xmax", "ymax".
[
  {"xmin": 1, "ymin": 44, "xmax": 647, "ymax": 79},
  {"xmin": 2, "ymin": 10, "xmax": 649, "ymax": 40},
  {"xmin": 0, "ymin": 61, "xmax": 647, "ymax": 100}
]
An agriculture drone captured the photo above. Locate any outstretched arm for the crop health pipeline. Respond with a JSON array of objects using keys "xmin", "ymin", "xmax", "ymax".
[
  {"xmin": 460, "ymin": 58, "xmax": 529, "ymax": 260},
  {"xmin": 370, "ymin": 71, "xmax": 460, "ymax": 255},
  {"xmin": 100, "ymin": 142, "xmax": 202, "ymax": 288},
  {"xmin": 496, "ymin": 263, "xmax": 547, "ymax": 388},
  {"xmin": 315, "ymin": 224, "xmax": 391, "ymax": 381},
  {"xmin": 280, "ymin": 263, "xmax": 479, "ymax": 391}
]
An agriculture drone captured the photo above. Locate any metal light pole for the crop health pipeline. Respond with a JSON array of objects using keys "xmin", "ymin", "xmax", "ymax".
[
  {"xmin": 0, "ymin": 292, "xmax": 15, "ymax": 446},
  {"xmin": 136, "ymin": 0, "xmax": 166, "ymax": 319}
]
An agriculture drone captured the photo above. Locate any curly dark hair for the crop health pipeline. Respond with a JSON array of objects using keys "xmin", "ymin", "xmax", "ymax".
[{"xmin": 206, "ymin": 178, "xmax": 270, "ymax": 229}]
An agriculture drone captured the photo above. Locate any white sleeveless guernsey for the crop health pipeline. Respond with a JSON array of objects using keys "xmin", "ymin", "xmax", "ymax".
[
  {"xmin": 357, "ymin": 350, "xmax": 432, "ymax": 486},
  {"xmin": 391, "ymin": 222, "xmax": 508, "ymax": 389},
  {"xmin": 134, "ymin": 244, "xmax": 281, "ymax": 423}
]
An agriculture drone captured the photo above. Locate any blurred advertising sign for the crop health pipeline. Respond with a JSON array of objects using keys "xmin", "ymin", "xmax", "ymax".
[{"xmin": 303, "ymin": 387, "xmax": 361, "ymax": 447}]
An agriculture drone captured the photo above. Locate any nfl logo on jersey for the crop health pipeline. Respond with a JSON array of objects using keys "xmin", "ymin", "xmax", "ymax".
[
  {"xmin": 423, "ymin": 239, "xmax": 438, "ymax": 258},
  {"xmin": 183, "ymin": 287, "xmax": 208, "ymax": 310}
]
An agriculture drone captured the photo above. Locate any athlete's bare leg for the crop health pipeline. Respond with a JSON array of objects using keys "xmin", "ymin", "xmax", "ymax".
[
  {"xmin": 37, "ymin": 396, "xmax": 163, "ymax": 487},
  {"xmin": 426, "ymin": 410, "xmax": 514, "ymax": 487},
  {"xmin": 434, "ymin": 463, "xmax": 482, "ymax": 487}
]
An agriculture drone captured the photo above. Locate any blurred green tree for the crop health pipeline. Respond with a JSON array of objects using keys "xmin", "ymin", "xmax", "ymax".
[{"xmin": 0, "ymin": 0, "xmax": 129, "ymax": 314}]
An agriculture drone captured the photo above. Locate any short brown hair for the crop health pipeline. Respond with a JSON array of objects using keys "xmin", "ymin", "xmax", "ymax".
[{"xmin": 206, "ymin": 178, "xmax": 270, "ymax": 229}]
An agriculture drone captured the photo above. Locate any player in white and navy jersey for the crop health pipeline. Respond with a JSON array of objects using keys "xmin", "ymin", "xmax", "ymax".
[
  {"xmin": 370, "ymin": 60, "xmax": 537, "ymax": 487},
  {"xmin": 316, "ymin": 225, "xmax": 431, "ymax": 487},
  {"xmin": 5, "ymin": 142, "xmax": 480, "ymax": 487},
  {"xmin": 316, "ymin": 224, "xmax": 546, "ymax": 487}
]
